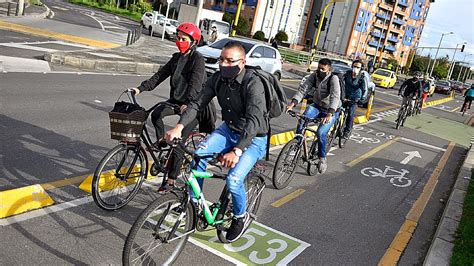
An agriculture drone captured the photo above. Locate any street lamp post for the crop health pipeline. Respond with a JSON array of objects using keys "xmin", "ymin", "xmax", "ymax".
[
  {"xmin": 307, "ymin": 0, "xmax": 347, "ymax": 72},
  {"xmin": 447, "ymin": 42, "xmax": 467, "ymax": 80},
  {"xmin": 457, "ymin": 54, "xmax": 472, "ymax": 81},
  {"xmin": 429, "ymin": 31, "xmax": 454, "ymax": 77},
  {"xmin": 231, "ymin": 0, "xmax": 244, "ymax": 37}
]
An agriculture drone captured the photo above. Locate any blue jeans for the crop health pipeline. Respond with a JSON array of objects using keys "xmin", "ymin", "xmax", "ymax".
[
  {"xmin": 343, "ymin": 102, "xmax": 357, "ymax": 134},
  {"xmin": 295, "ymin": 104, "xmax": 338, "ymax": 158},
  {"xmin": 193, "ymin": 123, "xmax": 267, "ymax": 217}
]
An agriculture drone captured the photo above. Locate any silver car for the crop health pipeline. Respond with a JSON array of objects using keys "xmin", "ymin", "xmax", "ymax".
[{"xmin": 197, "ymin": 37, "xmax": 283, "ymax": 80}]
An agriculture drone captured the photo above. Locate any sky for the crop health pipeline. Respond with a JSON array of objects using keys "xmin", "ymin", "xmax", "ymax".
[{"xmin": 418, "ymin": 0, "xmax": 474, "ymax": 66}]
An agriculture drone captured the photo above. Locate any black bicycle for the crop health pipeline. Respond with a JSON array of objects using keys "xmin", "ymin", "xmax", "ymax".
[
  {"xmin": 91, "ymin": 89, "xmax": 206, "ymax": 211},
  {"xmin": 122, "ymin": 140, "xmax": 270, "ymax": 265},
  {"xmin": 395, "ymin": 97, "xmax": 416, "ymax": 129},
  {"xmin": 336, "ymin": 100, "xmax": 358, "ymax": 148},
  {"xmin": 272, "ymin": 110, "xmax": 338, "ymax": 189}
]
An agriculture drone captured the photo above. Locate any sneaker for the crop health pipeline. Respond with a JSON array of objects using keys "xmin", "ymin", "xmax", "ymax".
[
  {"xmin": 342, "ymin": 131, "xmax": 350, "ymax": 139},
  {"xmin": 318, "ymin": 158, "xmax": 327, "ymax": 174},
  {"xmin": 226, "ymin": 213, "xmax": 249, "ymax": 243},
  {"xmin": 158, "ymin": 182, "xmax": 175, "ymax": 193}
]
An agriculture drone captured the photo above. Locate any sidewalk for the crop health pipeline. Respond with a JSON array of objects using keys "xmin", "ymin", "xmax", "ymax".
[
  {"xmin": 424, "ymin": 141, "xmax": 473, "ymax": 265},
  {"xmin": 0, "ymin": 1, "xmax": 49, "ymax": 18}
]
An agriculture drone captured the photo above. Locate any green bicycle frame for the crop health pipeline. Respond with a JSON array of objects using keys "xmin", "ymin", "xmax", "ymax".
[{"xmin": 186, "ymin": 170, "xmax": 225, "ymax": 226}]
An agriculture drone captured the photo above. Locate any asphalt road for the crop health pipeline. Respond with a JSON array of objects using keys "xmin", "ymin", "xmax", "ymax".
[{"xmin": 1, "ymin": 72, "xmax": 471, "ymax": 265}]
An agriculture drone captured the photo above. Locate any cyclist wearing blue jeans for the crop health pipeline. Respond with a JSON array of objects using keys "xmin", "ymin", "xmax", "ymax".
[
  {"xmin": 287, "ymin": 58, "xmax": 341, "ymax": 174},
  {"xmin": 166, "ymin": 41, "xmax": 267, "ymax": 243},
  {"xmin": 342, "ymin": 59, "xmax": 367, "ymax": 139}
]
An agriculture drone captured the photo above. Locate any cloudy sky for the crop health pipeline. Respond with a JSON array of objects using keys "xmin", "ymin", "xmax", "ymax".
[{"xmin": 418, "ymin": 0, "xmax": 474, "ymax": 66}]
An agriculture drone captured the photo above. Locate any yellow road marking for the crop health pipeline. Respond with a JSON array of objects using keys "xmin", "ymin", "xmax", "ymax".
[
  {"xmin": 0, "ymin": 20, "xmax": 120, "ymax": 48},
  {"xmin": 41, "ymin": 175, "xmax": 88, "ymax": 190},
  {"xmin": 450, "ymin": 106, "xmax": 461, "ymax": 112},
  {"xmin": 378, "ymin": 142, "xmax": 454, "ymax": 265},
  {"xmin": 346, "ymin": 137, "xmax": 400, "ymax": 167},
  {"xmin": 271, "ymin": 189, "xmax": 305, "ymax": 207}
]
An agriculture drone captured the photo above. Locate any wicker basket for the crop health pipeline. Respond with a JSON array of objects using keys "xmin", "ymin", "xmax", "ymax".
[{"xmin": 109, "ymin": 110, "xmax": 147, "ymax": 142}]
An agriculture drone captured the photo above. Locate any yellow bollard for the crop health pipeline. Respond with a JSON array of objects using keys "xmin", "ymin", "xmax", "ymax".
[{"xmin": 365, "ymin": 93, "xmax": 375, "ymax": 120}]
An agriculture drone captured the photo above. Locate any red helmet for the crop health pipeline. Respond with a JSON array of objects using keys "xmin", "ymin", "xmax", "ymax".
[{"xmin": 177, "ymin": 22, "xmax": 201, "ymax": 42}]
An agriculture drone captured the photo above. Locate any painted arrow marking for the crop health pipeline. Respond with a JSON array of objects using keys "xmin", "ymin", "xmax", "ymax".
[{"xmin": 400, "ymin": 151, "xmax": 421, "ymax": 165}]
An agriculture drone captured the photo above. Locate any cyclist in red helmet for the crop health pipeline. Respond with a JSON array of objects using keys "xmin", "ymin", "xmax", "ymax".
[{"xmin": 132, "ymin": 22, "xmax": 216, "ymax": 192}]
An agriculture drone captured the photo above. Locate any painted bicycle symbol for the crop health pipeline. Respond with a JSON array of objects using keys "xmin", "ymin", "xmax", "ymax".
[
  {"xmin": 349, "ymin": 132, "xmax": 381, "ymax": 144},
  {"xmin": 361, "ymin": 165, "xmax": 412, "ymax": 187}
]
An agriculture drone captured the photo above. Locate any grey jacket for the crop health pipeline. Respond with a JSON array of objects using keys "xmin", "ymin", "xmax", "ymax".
[{"xmin": 292, "ymin": 72, "xmax": 341, "ymax": 114}]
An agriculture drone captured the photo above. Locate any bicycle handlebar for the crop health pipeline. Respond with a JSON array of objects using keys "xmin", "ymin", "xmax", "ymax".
[
  {"xmin": 287, "ymin": 110, "xmax": 322, "ymax": 123},
  {"xmin": 124, "ymin": 88, "xmax": 180, "ymax": 113}
]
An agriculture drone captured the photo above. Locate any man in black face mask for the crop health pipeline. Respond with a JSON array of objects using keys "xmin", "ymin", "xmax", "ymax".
[
  {"xmin": 287, "ymin": 58, "xmax": 341, "ymax": 174},
  {"xmin": 166, "ymin": 41, "xmax": 268, "ymax": 243}
]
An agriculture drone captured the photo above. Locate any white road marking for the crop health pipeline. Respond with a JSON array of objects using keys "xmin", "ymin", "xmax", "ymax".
[
  {"xmin": 94, "ymin": 99, "xmax": 102, "ymax": 104},
  {"xmin": 84, "ymin": 13, "xmax": 105, "ymax": 31},
  {"xmin": 0, "ymin": 42, "xmax": 57, "ymax": 53},
  {"xmin": 400, "ymin": 151, "xmax": 422, "ymax": 165},
  {"xmin": 400, "ymin": 137, "xmax": 447, "ymax": 152},
  {"xmin": 51, "ymin": 5, "xmax": 69, "ymax": 11}
]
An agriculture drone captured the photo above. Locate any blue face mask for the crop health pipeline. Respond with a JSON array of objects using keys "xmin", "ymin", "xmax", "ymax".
[{"xmin": 220, "ymin": 65, "xmax": 241, "ymax": 79}]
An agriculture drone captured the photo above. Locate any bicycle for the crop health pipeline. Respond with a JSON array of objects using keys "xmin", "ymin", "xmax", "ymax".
[
  {"xmin": 395, "ymin": 96, "xmax": 415, "ymax": 129},
  {"xmin": 272, "ymin": 110, "xmax": 337, "ymax": 189},
  {"xmin": 336, "ymin": 100, "xmax": 358, "ymax": 148},
  {"xmin": 92, "ymin": 89, "xmax": 206, "ymax": 211},
  {"xmin": 122, "ymin": 140, "xmax": 270, "ymax": 265}
]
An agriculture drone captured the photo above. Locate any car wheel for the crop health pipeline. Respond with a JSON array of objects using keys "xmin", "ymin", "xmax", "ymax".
[{"xmin": 274, "ymin": 71, "xmax": 281, "ymax": 81}]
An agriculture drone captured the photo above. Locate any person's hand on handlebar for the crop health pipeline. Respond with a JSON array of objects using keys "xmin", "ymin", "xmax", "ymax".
[
  {"xmin": 130, "ymin": 88, "xmax": 140, "ymax": 95},
  {"xmin": 220, "ymin": 148, "xmax": 241, "ymax": 168},
  {"xmin": 321, "ymin": 113, "xmax": 333, "ymax": 124},
  {"xmin": 180, "ymin": 104, "xmax": 187, "ymax": 114},
  {"xmin": 165, "ymin": 124, "xmax": 184, "ymax": 142},
  {"xmin": 286, "ymin": 102, "xmax": 295, "ymax": 112}
]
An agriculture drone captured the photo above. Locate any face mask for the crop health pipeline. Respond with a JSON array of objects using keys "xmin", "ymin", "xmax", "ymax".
[
  {"xmin": 220, "ymin": 65, "xmax": 241, "ymax": 79},
  {"xmin": 352, "ymin": 67, "xmax": 361, "ymax": 75},
  {"xmin": 317, "ymin": 70, "xmax": 327, "ymax": 80},
  {"xmin": 176, "ymin": 40, "xmax": 191, "ymax": 54}
]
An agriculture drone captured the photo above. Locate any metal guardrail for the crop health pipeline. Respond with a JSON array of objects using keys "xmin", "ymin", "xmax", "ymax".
[
  {"xmin": 126, "ymin": 26, "xmax": 142, "ymax": 46},
  {"xmin": 279, "ymin": 47, "xmax": 352, "ymax": 66}
]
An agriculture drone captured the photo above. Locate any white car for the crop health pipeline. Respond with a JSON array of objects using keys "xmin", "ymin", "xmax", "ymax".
[
  {"xmin": 140, "ymin": 12, "xmax": 176, "ymax": 40},
  {"xmin": 197, "ymin": 37, "xmax": 283, "ymax": 80}
]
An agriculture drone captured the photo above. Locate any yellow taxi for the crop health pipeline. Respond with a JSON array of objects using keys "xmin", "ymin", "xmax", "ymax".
[{"xmin": 371, "ymin": 69, "xmax": 397, "ymax": 89}]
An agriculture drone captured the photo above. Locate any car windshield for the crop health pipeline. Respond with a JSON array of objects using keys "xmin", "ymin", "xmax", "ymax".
[
  {"xmin": 437, "ymin": 81, "xmax": 450, "ymax": 86},
  {"xmin": 169, "ymin": 20, "xmax": 179, "ymax": 27},
  {"xmin": 332, "ymin": 64, "xmax": 351, "ymax": 74},
  {"xmin": 374, "ymin": 70, "xmax": 392, "ymax": 77},
  {"xmin": 209, "ymin": 39, "xmax": 254, "ymax": 53}
]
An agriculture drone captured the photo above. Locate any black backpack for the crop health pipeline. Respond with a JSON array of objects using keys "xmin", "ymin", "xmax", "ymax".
[{"xmin": 328, "ymin": 72, "xmax": 346, "ymax": 102}]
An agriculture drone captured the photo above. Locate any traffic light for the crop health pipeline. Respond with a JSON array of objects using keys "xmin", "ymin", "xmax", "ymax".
[
  {"xmin": 313, "ymin": 14, "xmax": 320, "ymax": 28},
  {"xmin": 321, "ymin": 17, "xmax": 328, "ymax": 31},
  {"xmin": 461, "ymin": 44, "xmax": 465, "ymax": 52}
]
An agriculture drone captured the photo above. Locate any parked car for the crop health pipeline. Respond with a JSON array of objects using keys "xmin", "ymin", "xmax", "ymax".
[
  {"xmin": 371, "ymin": 69, "xmax": 397, "ymax": 89},
  {"xmin": 434, "ymin": 80, "xmax": 451, "ymax": 95},
  {"xmin": 197, "ymin": 37, "xmax": 283, "ymax": 80},
  {"xmin": 140, "ymin": 13, "xmax": 176, "ymax": 39},
  {"xmin": 451, "ymin": 81, "xmax": 466, "ymax": 94}
]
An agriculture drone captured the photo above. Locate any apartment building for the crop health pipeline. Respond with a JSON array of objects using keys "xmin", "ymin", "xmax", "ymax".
[{"xmin": 301, "ymin": 0, "xmax": 433, "ymax": 67}]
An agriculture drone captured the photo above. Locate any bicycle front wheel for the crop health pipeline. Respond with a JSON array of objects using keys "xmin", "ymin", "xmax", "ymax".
[
  {"xmin": 216, "ymin": 173, "xmax": 265, "ymax": 243},
  {"xmin": 92, "ymin": 144, "xmax": 147, "ymax": 211},
  {"xmin": 396, "ymin": 106, "xmax": 405, "ymax": 129},
  {"xmin": 272, "ymin": 138, "xmax": 302, "ymax": 190},
  {"xmin": 123, "ymin": 193, "xmax": 194, "ymax": 266},
  {"xmin": 338, "ymin": 115, "xmax": 349, "ymax": 148}
]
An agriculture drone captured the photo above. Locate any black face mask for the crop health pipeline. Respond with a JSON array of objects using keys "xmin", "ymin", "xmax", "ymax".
[
  {"xmin": 317, "ymin": 70, "xmax": 328, "ymax": 80},
  {"xmin": 220, "ymin": 65, "xmax": 241, "ymax": 79}
]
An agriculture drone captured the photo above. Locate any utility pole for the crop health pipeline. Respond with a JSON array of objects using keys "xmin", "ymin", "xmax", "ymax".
[
  {"xmin": 231, "ymin": 0, "xmax": 243, "ymax": 37},
  {"xmin": 195, "ymin": 0, "xmax": 203, "ymax": 26},
  {"xmin": 447, "ymin": 42, "xmax": 466, "ymax": 80},
  {"xmin": 429, "ymin": 31, "xmax": 454, "ymax": 77}
]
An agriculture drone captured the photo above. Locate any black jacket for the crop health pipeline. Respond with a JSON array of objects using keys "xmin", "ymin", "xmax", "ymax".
[
  {"xmin": 399, "ymin": 78, "xmax": 422, "ymax": 98},
  {"xmin": 138, "ymin": 48, "xmax": 206, "ymax": 105}
]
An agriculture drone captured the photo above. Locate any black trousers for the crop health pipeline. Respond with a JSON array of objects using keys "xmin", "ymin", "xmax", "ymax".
[{"xmin": 151, "ymin": 99, "xmax": 199, "ymax": 179}]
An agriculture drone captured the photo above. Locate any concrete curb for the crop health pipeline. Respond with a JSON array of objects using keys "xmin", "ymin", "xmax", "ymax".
[
  {"xmin": 44, "ymin": 51, "xmax": 161, "ymax": 74},
  {"xmin": 423, "ymin": 141, "xmax": 473, "ymax": 265},
  {"xmin": 0, "ymin": 3, "xmax": 49, "ymax": 19}
]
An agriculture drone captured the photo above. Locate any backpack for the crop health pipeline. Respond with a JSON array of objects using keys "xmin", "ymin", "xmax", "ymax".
[
  {"xmin": 328, "ymin": 72, "xmax": 345, "ymax": 102},
  {"xmin": 242, "ymin": 65, "xmax": 287, "ymax": 119}
]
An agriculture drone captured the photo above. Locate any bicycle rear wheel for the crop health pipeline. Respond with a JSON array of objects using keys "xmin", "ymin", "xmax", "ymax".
[
  {"xmin": 92, "ymin": 144, "xmax": 147, "ymax": 211},
  {"xmin": 306, "ymin": 140, "xmax": 318, "ymax": 176},
  {"xmin": 338, "ymin": 115, "xmax": 349, "ymax": 148},
  {"xmin": 123, "ymin": 193, "xmax": 193, "ymax": 265},
  {"xmin": 216, "ymin": 173, "xmax": 265, "ymax": 243},
  {"xmin": 272, "ymin": 138, "xmax": 302, "ymax": 189}
]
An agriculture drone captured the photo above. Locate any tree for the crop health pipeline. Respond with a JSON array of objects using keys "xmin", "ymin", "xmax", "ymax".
[
  {"xmin": 410, "ymin": 57, "xmax": 426, "ymax": 73},
  {"xmin": 253, "ymin": 31, "xmax": 265, "ymax": 41},
  {"xmin": 274, "ymin": 31, "xmax": 288, "ymax": 43},
  {"xmin": 223, "ymin": 12, "xmax": 249, "ymax": 36}
]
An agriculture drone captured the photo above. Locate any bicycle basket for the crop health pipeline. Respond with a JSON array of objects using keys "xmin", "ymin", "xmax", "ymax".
[{"xmin": 109, "ymin": 101, "xmax": 147, "ymax": 142}]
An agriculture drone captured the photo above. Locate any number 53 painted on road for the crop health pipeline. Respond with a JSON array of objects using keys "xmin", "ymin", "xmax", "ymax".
[{"xmin": 191, "ymin": 222, "xmax": 310, "ymax": 265}]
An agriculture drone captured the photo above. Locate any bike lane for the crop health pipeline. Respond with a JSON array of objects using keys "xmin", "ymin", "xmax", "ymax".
[{"xmin": 253, "ymin": 118, "xmax": 462, "ymax": 265}]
